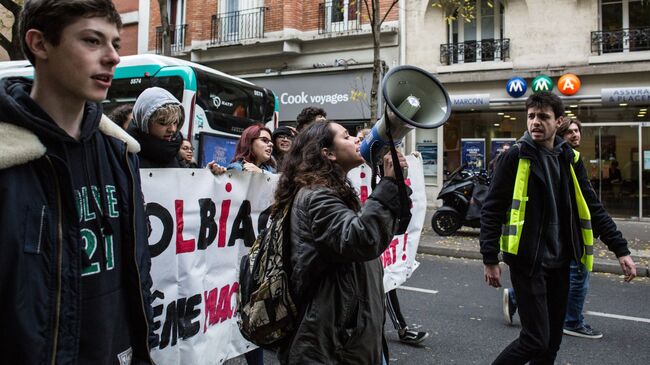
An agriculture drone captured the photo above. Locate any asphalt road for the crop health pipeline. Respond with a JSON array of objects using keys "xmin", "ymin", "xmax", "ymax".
[
  {"xmin": 385, "ymin": 254, "xmax": 650, "ymax": 365},
  {"xmin": 230, "ymin": 254, "xmax": 650, "ymax": 364}
]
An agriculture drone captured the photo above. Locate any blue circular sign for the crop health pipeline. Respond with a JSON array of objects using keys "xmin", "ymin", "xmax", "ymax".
[{"xmin": 506, "ymin": 77, "xmax": 527, "ymax": 98}]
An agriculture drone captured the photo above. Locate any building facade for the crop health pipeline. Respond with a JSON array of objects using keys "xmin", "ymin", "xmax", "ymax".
[
  {"xmin": 405, "ymin": 0, "xmax": 650, "ymax": 219},
  {"xmin": 145, "ymin": 0, "xmax": 400, "ymax": 128}
]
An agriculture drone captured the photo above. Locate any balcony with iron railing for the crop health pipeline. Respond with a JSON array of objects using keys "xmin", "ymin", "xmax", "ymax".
[
  {"xmin": 318, "ymin": 1, "xmax": 362, "ymax": 35},
  {"xmin": 591, "ymin": 27, "xmax": 650, "ymax": 55},
  {"xmin": 156, "ymin": 24, "xmax": 188, "ymax": 54},
  {"xmin": 210, "ymin": 7, "xmax": 266, "ymax": 45},
  {"xmin": 440, "ymin": 39, "xmax": 510, "ymax": 66}
]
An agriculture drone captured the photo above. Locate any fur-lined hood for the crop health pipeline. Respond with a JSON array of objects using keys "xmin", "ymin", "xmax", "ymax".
[{"xmin": 0, "ymin": 115, "xmax": 140, "ymax": 170}]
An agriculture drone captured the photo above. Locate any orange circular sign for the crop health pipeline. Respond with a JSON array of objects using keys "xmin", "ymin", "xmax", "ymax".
[{"xmin": 558, "ymin": 74, "xmax": 581, "ymax": 96}]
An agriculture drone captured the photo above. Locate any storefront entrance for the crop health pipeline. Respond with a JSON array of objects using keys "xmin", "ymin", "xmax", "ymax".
[{"xmin": 581, "ymin": 123, "xmax": 648, "ymax": 218}]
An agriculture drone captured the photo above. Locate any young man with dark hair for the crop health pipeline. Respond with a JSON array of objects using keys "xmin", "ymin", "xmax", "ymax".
[
  {"xmin": 296, "ymin": 106, "xmax": 327, "ymax": 131},
  {"xmin": 0, "ymin": 1, "xmax": 154, "ymax": 363},
  {"xmin": 557, "ymin": 117, "xmax": 582, "ymax": 149},
  {"xmin": 481, "ymin": 92, "xmax": 635, "ymax": 364}
]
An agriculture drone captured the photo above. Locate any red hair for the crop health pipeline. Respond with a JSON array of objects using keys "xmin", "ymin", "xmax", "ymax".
[{"xmin": 232, "ymin": 124, "xmax": 275, "ymax": 167}]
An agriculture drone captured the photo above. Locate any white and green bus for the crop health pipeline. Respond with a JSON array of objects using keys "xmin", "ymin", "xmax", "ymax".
[{"xmin": 0, "ymin": 55, "xmax": 278, "ymax": 166}]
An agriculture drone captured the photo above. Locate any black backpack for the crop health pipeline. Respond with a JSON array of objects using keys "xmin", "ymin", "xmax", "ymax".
[{"xmin": 237, "ymin": 203, "xmax": 298, "ymax": 348}]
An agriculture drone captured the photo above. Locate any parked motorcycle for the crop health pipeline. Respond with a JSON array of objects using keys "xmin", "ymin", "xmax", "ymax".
[{"xmin": 431, "ymin": 165, "xmax": 490, "ymax": 236}]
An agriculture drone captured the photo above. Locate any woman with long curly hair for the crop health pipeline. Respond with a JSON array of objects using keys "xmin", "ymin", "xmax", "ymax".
[{"xmin": 274, "ymin": 121, "xmax": 407, "ymax": 364}]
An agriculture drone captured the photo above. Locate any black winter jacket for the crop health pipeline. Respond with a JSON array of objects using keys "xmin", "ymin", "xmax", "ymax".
[
  {"xmin": 0, "ymin": 105, "xmax": 155, "ymax": 362},
  {"xmin": 480, "ymin": 133, "xmax": 630, "ymax": 276},
  {"xmin": 279, "ymin": 178, "xmax": 403, "ymax": 364}
]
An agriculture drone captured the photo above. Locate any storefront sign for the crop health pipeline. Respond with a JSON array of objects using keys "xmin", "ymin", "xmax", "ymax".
[
  {"xmin": 532, "ymin": 75, "xmax": 553, "ymax": 93},
  {"xmin": 247, "ymin": 70, "xmax": 373, "ymax": 121},
  {"xmin": 601, "ymin": 87, "xmax": 650, "ymax": 106},
  {"xmin": 450, "ymin": 93, "xmax": 490, "ymax": 111},
  {"xmin": 506, "ymin": 77, "xmax": 527, "ymax": 98},
  {"xmin": 558, "ymin": 74, "xmax": 581, "ymax": 96},
  {"xmin": 461, "ymin": 138, "xmax": 486, "ymax": 172}
]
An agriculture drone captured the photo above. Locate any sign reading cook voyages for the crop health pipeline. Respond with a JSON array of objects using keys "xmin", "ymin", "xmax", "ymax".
[{"xmin": 601, "ymin": 87, "xmax": 650, "ymax": 106}]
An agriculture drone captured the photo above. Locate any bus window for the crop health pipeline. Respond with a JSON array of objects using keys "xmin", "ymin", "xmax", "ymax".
[
  {"xmin": 103, "ymin": 75, "xmax": 184, "ymax": 115},
  {"xmin": 194, "ymin": 68, "xmax": 272, "ymax": 134}
]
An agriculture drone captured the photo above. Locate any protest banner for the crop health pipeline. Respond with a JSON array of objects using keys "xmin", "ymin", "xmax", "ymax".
[{"xmin": 142, "ymin": 155, "xmax": 426, "ymax": 364}]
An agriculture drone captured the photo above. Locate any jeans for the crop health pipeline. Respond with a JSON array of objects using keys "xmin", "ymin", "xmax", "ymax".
[
  {"xmin": 564, "ymin": 260, "xmax": 590, "ymax": 330},
  {"xmin": 493, "ymin": 265, "xmax": 570, "ymax": 365}
]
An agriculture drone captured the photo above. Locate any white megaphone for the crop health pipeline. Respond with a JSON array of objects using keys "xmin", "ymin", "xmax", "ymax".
[{"xmin": 360, "ymin": 65, "xmax": 451, "ymax": 164}]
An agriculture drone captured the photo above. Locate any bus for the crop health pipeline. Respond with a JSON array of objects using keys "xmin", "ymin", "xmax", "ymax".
[{"xmin": 0, "ymin": 55, "xmax": 278, "ymax": 166}]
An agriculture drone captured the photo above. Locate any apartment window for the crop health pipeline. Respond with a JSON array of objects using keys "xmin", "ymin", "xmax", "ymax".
[
  {"xmin": 155, "ymin": 0, "xmax": 187, "ymax": 54},
  {"xmin": 170, "ymin": 0, "xmax": 185, "ymax": 48},
  {"xmin": 597, "ymin": 0, "xmax": 650, "ymax": 53},
  {"xmin": 441, "ymin": 0, "xmax": 508, "ymax": 65},
  {"xmin": 212, "ymin": 0, "xmax": 265, "ymax": 44},
  {"xmin": 320, "ymin": 0, "xmax": 361, "ymax": 34}
]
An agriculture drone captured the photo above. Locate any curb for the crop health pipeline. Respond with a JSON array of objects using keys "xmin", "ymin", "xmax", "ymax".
[{"xmin": 417, "ymin": 246, "xmax": 650, "ymax": 277}]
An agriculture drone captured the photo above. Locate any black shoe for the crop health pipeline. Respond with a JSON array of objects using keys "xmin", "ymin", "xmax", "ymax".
[
  {"xmin": 563, "ymin": 324, "xmax": 603, "ymax": 339},
  {"xmin": 502, "ymin": 288, "xmax": 517, "ymax": 325},
  {"xmin": 398, "ymin": 328, "xmax": 429, "ymax": 345}
]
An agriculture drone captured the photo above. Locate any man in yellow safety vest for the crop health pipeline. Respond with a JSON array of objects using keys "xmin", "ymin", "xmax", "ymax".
[{"xmin": 480, "ymin": 92, "xmax": 636, "ymax": 364}]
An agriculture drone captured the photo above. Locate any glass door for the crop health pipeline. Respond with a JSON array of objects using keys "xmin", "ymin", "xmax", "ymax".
[
  {"xmin": 643, "ymin": 124, "xmax": 650, "ymax": 218},
  {"xmin": 580, "ymin": 124, "xmax": 640, "ymax": 218}
]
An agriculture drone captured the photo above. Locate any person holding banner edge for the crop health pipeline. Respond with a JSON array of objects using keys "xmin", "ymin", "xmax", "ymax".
[
  {"xmin": 209, "ymin": 123, "xmax": 276, "ymax": 365},
  {"xmin": 0, "ymin": 1, "xmax": 155, "ymax": 363}
]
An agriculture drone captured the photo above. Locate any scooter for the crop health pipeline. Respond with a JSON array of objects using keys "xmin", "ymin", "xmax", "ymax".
[{"xmin": 431, "ymin": 165, "xmax": 490, "ymax": 236}]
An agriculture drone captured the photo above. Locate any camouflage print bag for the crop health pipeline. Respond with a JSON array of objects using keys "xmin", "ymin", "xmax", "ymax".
[{"xmin": 237, "ymin": 203, "xmax": 298, "ymax": 348}]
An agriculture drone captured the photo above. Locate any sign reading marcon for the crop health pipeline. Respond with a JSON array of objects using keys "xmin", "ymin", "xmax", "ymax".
[
  {"xmin": 247, "ymin": 70, "xmax": 373, "ymax": 121},
  {"xmin": 450, "ymin": 93, "xmax": 490, "ymax": 111},
  {"xmin": 601, "ymin": 87, "xmax": 650, "ymax": 106}
]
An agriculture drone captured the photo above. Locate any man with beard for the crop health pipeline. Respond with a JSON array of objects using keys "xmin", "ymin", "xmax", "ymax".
[{"xmin": 482, "ymin": 92, "xmax": 635, "ymax": 364}]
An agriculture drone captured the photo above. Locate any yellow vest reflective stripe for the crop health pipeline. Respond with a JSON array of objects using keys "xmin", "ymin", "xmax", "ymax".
[
  {"xmin": 570, "ymin": 150, "xmax": 594, "ymax": 271},
  {"xmin": 499, "ymin": 159, "xmax": 530, "ymax": 255},
  {"xmin": 499, "ymin": 150, "xmax": 594, "ymax": 271}
]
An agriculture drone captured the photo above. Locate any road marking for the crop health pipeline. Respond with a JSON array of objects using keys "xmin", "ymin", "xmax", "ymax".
[
  {"xmin": 586, "ymin": 311, "xmax": 650, "ymax": 324},
  {"xmin": 398, "ymin": 286, "xmax": 439, "ymax": 295}
]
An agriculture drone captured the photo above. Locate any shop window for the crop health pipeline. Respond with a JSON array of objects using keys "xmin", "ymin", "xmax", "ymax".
[
  {"xmin": 594, "ymin": 0, "xmax": 650, "ymax": 54},
  {"xmin": 440, "ymin": 0, "xmax": 508, "ymax": 65}
]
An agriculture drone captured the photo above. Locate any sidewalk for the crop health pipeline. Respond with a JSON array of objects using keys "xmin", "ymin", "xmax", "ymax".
[{"xmin": 418, "ymin": 212, "xmax": 650, "ymax": 277}]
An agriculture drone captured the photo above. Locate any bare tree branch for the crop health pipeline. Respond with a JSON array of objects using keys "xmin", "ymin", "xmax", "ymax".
[
  {"xmin": 0, "ymin": 0, "xmax": 21, "ymax": 15},
  {"xmin": 0, "ymin": 32, "xmax": 11, "ymax": 52},
  {"xmin": 363, "ymin": 0, "xmax": 373, "ymax": 27},
  {"xmin": 379, "ymin": 0, "xmax": 399, "ymax": 25}
]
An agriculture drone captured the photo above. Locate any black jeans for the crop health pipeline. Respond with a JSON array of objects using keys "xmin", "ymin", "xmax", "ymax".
[{"xmin": 493, "ymin": 265, "xmax": 570, "ymax": 365}]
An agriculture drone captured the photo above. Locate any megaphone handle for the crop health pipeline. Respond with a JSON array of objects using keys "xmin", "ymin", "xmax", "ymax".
[{"xmin": 384, "ymin": 120, "xmax": 412, "ymax": 234}]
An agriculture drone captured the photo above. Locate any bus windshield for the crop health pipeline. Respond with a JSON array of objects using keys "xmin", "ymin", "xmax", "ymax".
[{"xmin": 102, "ymin": 75, "xmax": 184, "ymax": 115}]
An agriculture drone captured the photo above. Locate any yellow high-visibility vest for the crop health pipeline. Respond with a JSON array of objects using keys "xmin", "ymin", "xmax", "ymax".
[{"xmin": 499, "ymin": 150, "xmax": 594, "ymax": 271}]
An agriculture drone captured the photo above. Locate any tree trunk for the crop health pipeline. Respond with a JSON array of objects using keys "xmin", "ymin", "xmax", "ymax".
[{"xmin": 158, "ymin": 0, "xmax": 171, "ymax": 56}]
